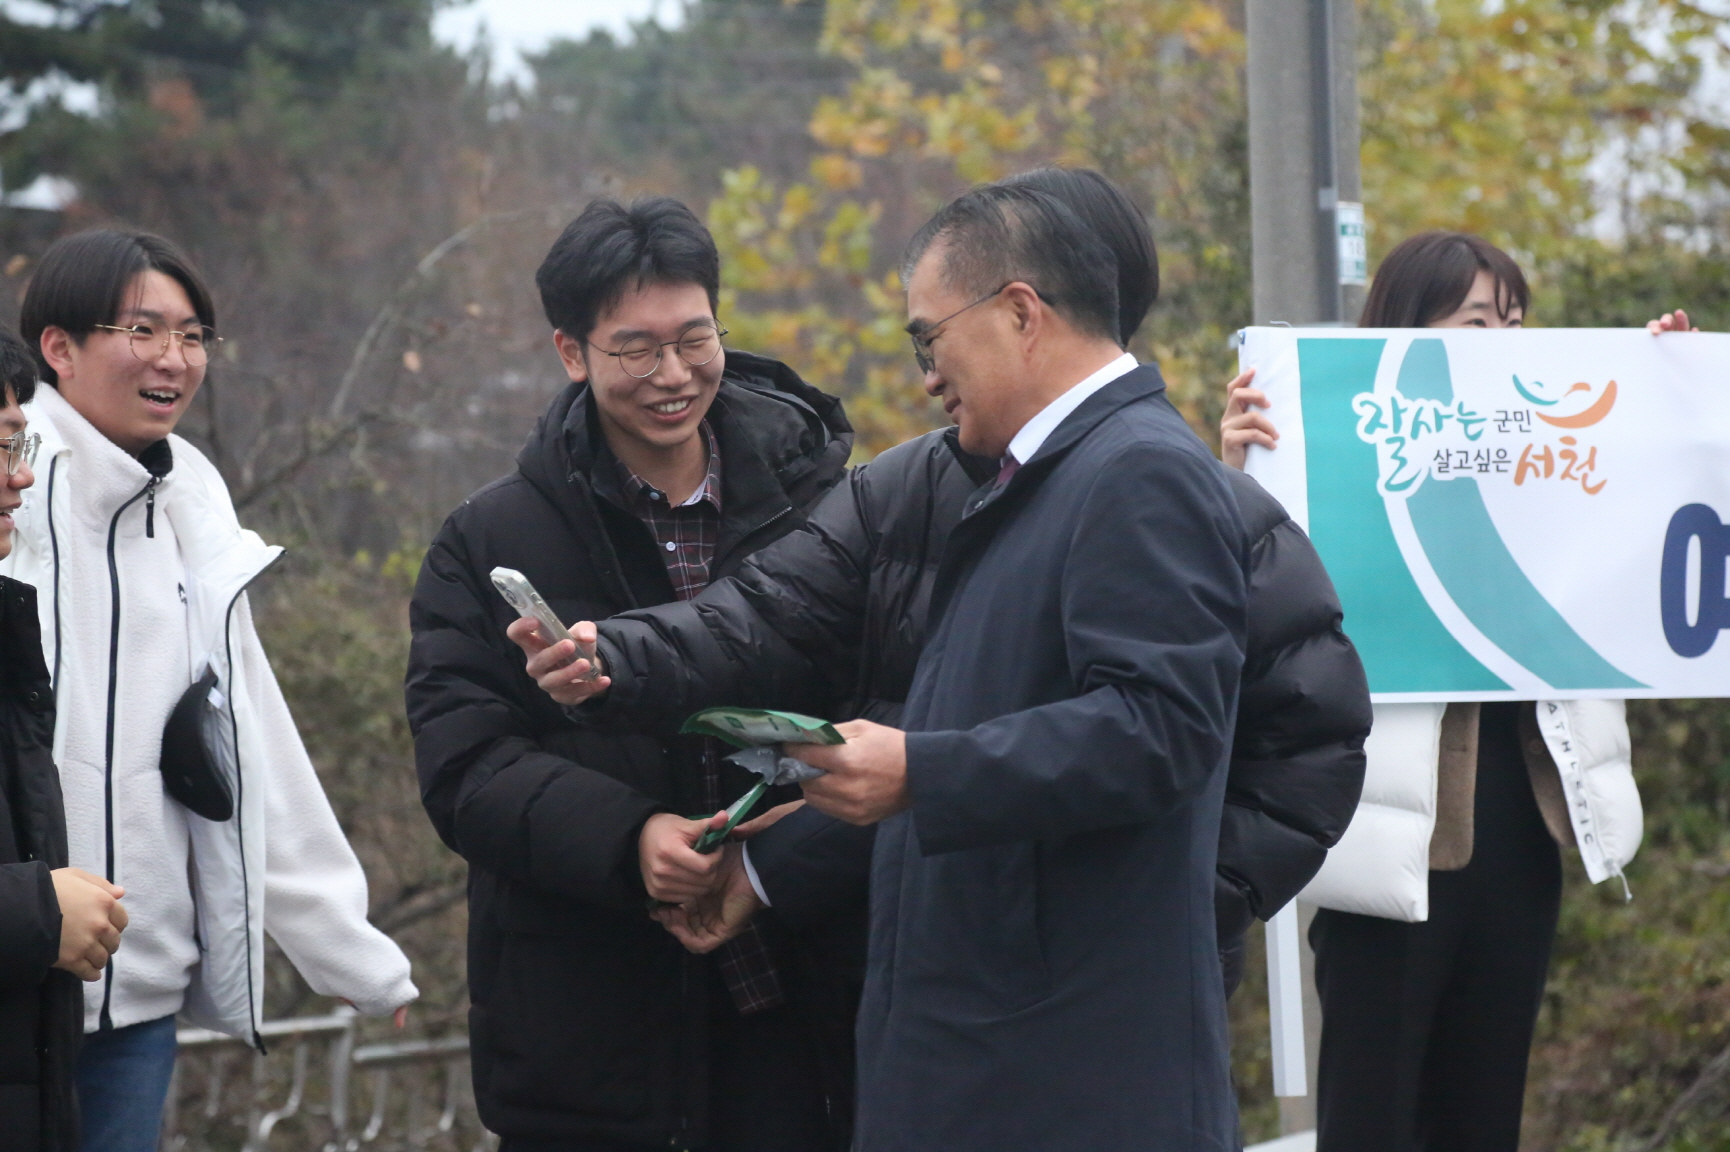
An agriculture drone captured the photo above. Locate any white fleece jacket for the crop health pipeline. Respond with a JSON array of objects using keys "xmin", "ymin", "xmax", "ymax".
[{"xmin": 3, "ymin": 386, "xmax": 417, "ymax": 1038}]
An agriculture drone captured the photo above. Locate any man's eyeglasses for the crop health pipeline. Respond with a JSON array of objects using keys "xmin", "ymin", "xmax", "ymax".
[
  {"xmin": 908, "ymin": 283, "xmax": 1051, "ymax": 375},
  {"xmin": 588, "ymin": 324, "xmax": 727, "ymax": 380},
  {"xmin": 1, "ymin": 431, "xmax": 40, "ymax": 477},
  {"xmin": 93, "ymin": 323, "xmax": 221, "ymax": 367}
]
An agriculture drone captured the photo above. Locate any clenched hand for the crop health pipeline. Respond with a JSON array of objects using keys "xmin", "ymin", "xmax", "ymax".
[
  {"xmin": 51, "ymin": 867, "xmax": 126, "ymax": 982},
  {"xmin": 639, "ymin": 811, "xmax": 730, "ymax": 904}
]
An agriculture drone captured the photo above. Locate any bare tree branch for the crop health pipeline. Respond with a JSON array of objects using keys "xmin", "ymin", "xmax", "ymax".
[{"xmin": 1638, "ymin": 1039, "xmax": 1730, "ymax": 1151}]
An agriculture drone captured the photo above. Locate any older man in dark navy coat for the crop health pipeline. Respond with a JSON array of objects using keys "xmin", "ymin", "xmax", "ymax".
[{"xmin": 789, "ymin": 184, "xmax": 1249, "ymax": 1151}]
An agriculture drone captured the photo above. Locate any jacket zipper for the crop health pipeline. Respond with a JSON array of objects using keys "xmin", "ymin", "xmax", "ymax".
[
  {"xmin": 220, "ymin": 573, "xmax": 268, "ymax": 1050},
  {"xmin": 674, "ymin": 952, "xmax": 691, "ymax": 1148},
  {"xmin": 98, "ymin": 475, "xmax": 158, "ymax": 1030},
  {"xmin": 208, "ymin": 545, "xmax": 280, "ymax": 1047},
  {"xmin": 46, "ymin": 455, "xmax": 62, "ymax": 694}
]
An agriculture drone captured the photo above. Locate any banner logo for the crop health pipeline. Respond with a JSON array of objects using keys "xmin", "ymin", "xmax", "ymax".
[{"xmin": 1355, "ymin": 366, "xmax": 1617, "ymax": 497}]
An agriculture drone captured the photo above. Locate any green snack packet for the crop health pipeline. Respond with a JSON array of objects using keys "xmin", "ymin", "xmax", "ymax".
[
  {"xmin": 679, "ymin": 708, "xmax": 844, "ymax": 856},
  {"xmin": 680, "ymin": 707, "xmax": 844, "ymax": 750}
]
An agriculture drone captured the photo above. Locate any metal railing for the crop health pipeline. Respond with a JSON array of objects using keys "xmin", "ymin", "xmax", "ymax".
[{"xmin": 162, "ymin": 1009, "xmax": 495, "ymax": 1152}]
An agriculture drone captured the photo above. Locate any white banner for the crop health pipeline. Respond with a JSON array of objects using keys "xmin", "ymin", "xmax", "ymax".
[{"xmin": 1238, "ymin": 326, "xmax": 1730, "ymax": 701}]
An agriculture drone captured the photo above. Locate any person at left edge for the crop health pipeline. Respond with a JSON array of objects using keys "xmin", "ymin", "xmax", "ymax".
[
  {"xmin": 0, "ymin": 323, "xmax": 130, "ymax": 1152},
  {"xmin": 6, "ymin": 230, "xmax": 418, "ymax": 1152},
  {"xmin": 405, "ymin": 197, "xmax": 855, "ymax": 1151}
]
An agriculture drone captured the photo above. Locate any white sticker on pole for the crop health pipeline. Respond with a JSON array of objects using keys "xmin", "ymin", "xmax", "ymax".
[
  {"xmin": 1337, "ymin": 201, "xmax": 1367, "ymax": 286},
  {"xmin": 1266, "ymin": 902, "xmax": 1308, "ymax": 1097}
]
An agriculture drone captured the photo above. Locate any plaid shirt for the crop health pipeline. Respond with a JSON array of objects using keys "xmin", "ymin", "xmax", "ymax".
[
  {"xmin": 616, "ymin": 424, "xmax": 787, "ymax": 1015},
  {"xmin": 615, "ymin": 422, "xmax": 723, "ymax": 601}
]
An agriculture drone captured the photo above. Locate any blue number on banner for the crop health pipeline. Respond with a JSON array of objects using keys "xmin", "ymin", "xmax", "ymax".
[{"xmin": 1660, "ymin": 504, "xmax": 1730, "ymax": 657}]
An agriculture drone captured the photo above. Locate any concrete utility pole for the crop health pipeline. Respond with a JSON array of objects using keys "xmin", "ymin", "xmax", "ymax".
[
  {"xmin": 1247, "ymin": 0, "xmax": 1365, "ymax": 327},
  {"xmin": 1245, "ymin": 0, "xmax": 1365, "ymax": 1137}
]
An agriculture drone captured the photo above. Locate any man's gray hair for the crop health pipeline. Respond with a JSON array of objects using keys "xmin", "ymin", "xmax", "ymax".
[{"xmin": 902, "ymin": 183, "xmax": 1121, "ymax": 344}]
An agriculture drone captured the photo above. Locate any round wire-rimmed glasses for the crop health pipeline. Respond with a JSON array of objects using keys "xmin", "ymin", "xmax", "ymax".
[
  {"xmin": 92, "ymin": 322, "xmax": 221, "ymax": 367},
  {"xmin": 589, "ymin": 324, "xmax": 727, "ymax": 379},
  {"xmin": 0, "ymin": 431, "xmax": 40, "ymax": 477}
]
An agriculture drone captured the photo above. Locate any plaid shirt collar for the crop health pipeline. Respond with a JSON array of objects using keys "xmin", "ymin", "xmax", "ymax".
[{"xmin": 615, "ymin": 422, "xmax": 722, "ymax": 514}]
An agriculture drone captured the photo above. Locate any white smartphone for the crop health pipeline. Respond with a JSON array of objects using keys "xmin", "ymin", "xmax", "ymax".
[{"xmin": 489, "ymin": 567, "xmax": 604, "ymax": 682}]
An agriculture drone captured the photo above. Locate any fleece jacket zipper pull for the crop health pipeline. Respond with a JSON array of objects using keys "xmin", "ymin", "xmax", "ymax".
[{"xmin": 144, "ymin": 477, "xmax": 158, "ymax": 538}]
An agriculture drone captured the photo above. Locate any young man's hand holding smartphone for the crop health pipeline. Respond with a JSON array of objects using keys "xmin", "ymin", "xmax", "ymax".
[{"xmin": 493, "ymin": 567, "xmax": 612, "ymax": 703}]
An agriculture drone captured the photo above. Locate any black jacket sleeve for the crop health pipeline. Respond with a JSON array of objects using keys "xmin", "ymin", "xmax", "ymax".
[
  {"xmin": 1216, "ymin": 469, "xmax": 1372, "ymax": 935},
  {"xmin": 406, "ymin": 523, "xmax": 663, "ymax": 911},
  {"xmin": 0, "ymin": 861, "xmax": 58, "ymax": 990},
  {"xmin": 593, "ymin": 465, "xmax": 879, "ymax": 734}
]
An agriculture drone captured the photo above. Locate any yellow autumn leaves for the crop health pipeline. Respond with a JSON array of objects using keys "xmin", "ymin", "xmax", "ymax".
[{"xmin": 711, "ymin": 0, "xmax": 1728, "ymax": 456}]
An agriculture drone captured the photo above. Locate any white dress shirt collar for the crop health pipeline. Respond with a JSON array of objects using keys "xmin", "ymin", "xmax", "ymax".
[{"xmin": 1005, "ymin": 352, "xmax": 1139, "ymax": 467}]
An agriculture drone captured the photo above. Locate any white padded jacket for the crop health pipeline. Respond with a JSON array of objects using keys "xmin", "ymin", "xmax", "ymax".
[
  {"xmin": 1, "ymin": 386, "xmax": 416, "ymax": 1041},
  {"xmin": 1301, "ymin": 699, "xmax": 1643, "ymax": 922}
]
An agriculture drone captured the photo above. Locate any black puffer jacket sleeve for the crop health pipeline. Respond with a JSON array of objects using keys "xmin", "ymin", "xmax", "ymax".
[
  {"xmin": 595, "ymin": 468, "xmax": 876, "ymax": 733},
  {"xmin": 1215, "ymin": 469, "xmax": 1371, "ymax": 937},
  {"xmin": 408, "ymin": 518, "xmax": 664, "ymax": 912},
  {"xmin": 0, "ymin": 862, "xmax": 57, "ymax": 990}
]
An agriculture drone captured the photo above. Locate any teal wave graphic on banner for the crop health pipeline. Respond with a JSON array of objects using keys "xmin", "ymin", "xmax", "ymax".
[
  {"xmin": 1395, "ymin": 339, "xmax": 1644, "ymax": 691},
  {"xmin": 1297, "ymin": 339, "xmax": 1507, "ymax": 692}
]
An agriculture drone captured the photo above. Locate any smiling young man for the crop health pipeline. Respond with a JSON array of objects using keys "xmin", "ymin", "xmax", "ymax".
[
  {"xmin": 405, "ymin": 197, "xmax": 855, "ymax": 1152},
  {"xmin": 6, "ymin": 230, "xmax": 417, "ymax": 1152}
]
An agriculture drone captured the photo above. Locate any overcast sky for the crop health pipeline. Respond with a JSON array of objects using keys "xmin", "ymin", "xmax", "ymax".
[
  {"xmin": 433, "ymin": 0, "xmax": 680, "ymax": 83},
  {"xmin": 0, "ymin": 0, "xmax": 675, "ymax": 204}
]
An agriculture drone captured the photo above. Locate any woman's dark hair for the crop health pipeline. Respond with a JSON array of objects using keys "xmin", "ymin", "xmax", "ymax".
[
  {"xmin": 1359, "ymin": 231, "xmax": 1529, "ymax": 328},
  {"xmin": 20, "ymin": 229, "xmax": 216, "ymax": 385},
  {"xmin": 536, "ymin": 197, "xmax": 720, "ymax": 343},
  {"xmin": 0, "ymin": 325, "xmax": 37, "ymax": 406},
  {"xmin": 903, "ymin": 182, "xmax": 1120, "ymax": 344},
  {"xmin": 1002, "ymin": 167, "xmax": 1158, "ymax": 346}
]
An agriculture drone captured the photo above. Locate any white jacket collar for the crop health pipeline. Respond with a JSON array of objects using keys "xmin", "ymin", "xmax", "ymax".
[
  {"xmin": 28, "ymin": 385, "xmax": 168, "ymax": 529},
  {"xmin": 21, "ymin": 384, "xmax": 280, "ymax": 613}
]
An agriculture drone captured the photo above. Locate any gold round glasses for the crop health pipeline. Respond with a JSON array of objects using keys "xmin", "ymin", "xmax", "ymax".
[{"xmin": 93, "ymin": 322, "xmax": 221, "ymax": 367}]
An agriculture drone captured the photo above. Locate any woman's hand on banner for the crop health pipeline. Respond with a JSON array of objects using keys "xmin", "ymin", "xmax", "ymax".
[
  {"xmin": 507, "ymin": 616, "xmax": 612, "ymax": 705},
  {"xmin": 1648, "ymin": 309, "xmax": 1698, "ymax": 334},
  {"xmin": 1221, "ymin": 367, "xmax": 1278, "ymax": 471}
]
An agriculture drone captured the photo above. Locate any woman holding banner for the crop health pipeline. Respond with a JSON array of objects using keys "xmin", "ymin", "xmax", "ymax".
[{"xmin": 1221, "ymin": 231, "xmax": 1677, "ymax": 1152}]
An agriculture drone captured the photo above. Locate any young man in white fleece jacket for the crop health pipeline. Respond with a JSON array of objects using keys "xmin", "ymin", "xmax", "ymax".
[{"xmin": 3, "ymin": 229, "xmax": 416, "ymax": 1151}]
